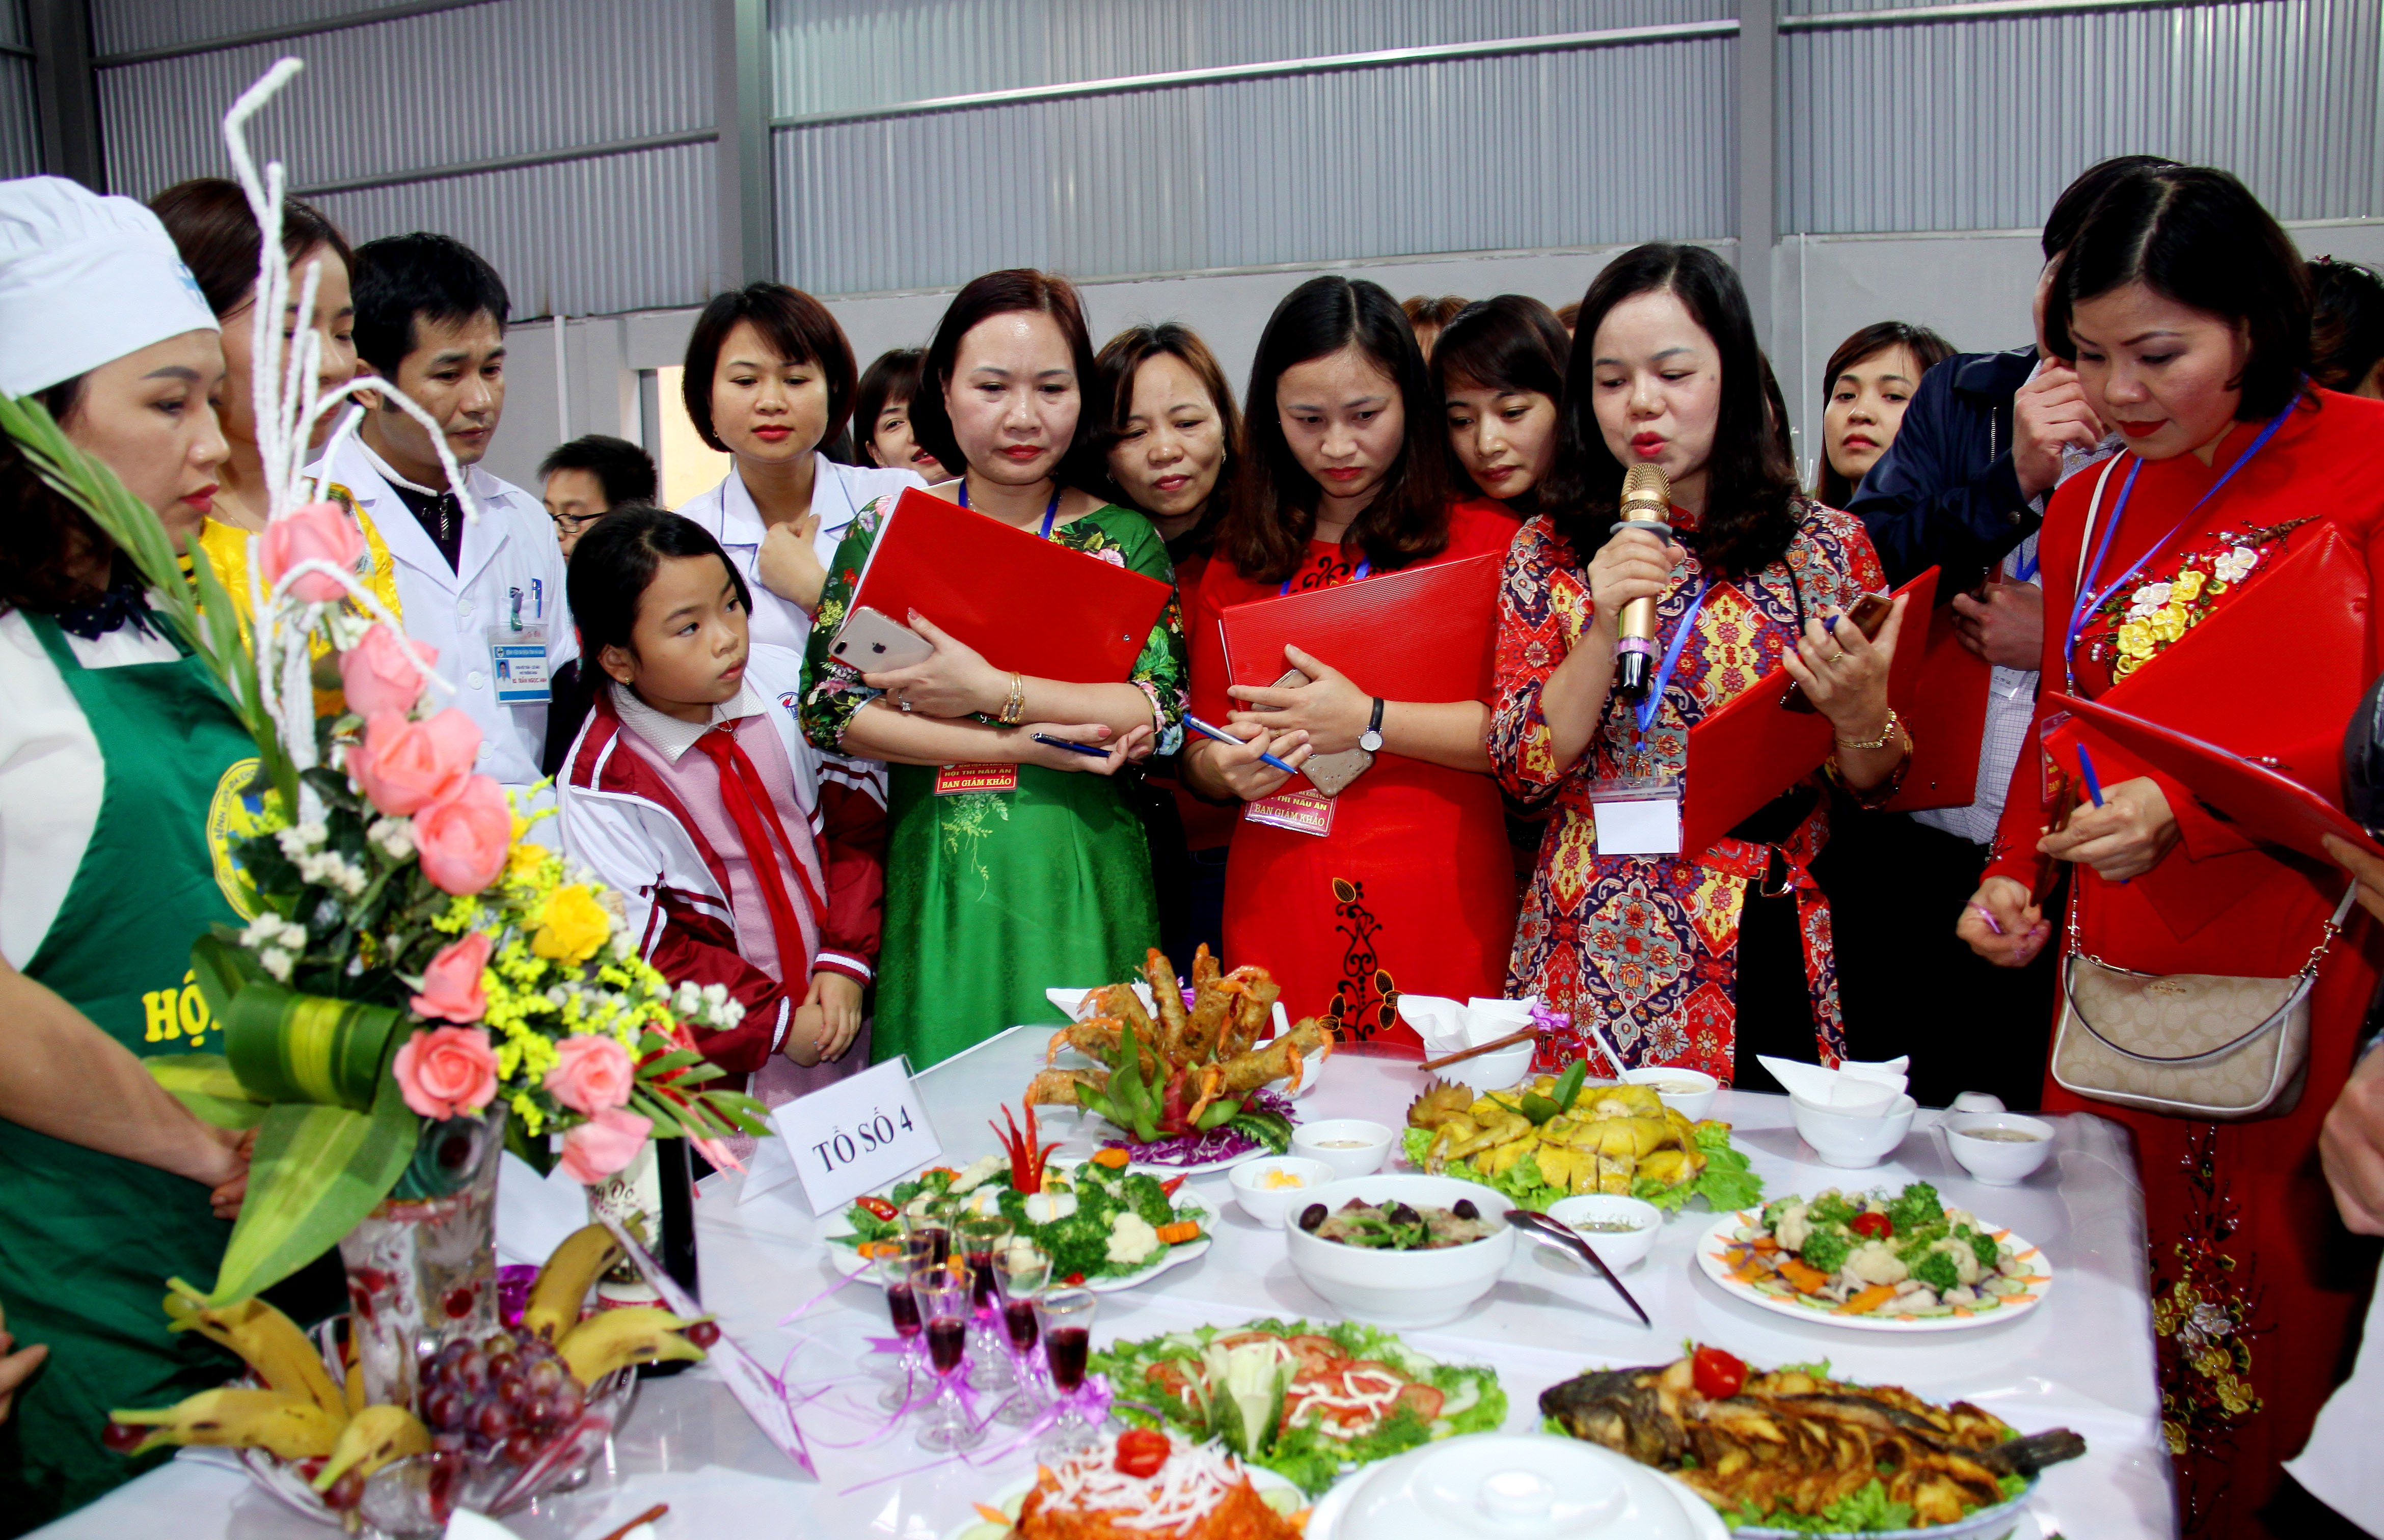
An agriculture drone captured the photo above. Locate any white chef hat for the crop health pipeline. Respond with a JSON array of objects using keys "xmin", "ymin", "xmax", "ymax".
[{"xmin": 0, "ymin": 176, "xmax": 221, "ymax": 397}]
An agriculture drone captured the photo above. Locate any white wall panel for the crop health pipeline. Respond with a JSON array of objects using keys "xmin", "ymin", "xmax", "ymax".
[
  {"xmin": 0, "ymin": 57, "xmax": 35, "ymax": 180},
  {"xmin": 775, "ymin": 37, "xmax": 1736, "ymax": 294},
  {"xmin": 1780, "ymin": 0, "xmax": 2384, "ymax": 234},
  {"xmin": 88, "ymin": 0, "xmax": 472, "ymax": 58},
  {"xmin": 308, "ymin": 140, "xmax": 722, "ymax": 320},
  {"xmin": 96, "ymin": 0, "xmax": 711, "ymax": 198}
]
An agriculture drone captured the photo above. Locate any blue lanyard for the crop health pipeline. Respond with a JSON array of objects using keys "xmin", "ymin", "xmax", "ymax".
[
  {"xmin": 2063, "ymin": 405, "xmax": 2293, "ymax": 683},
  {"xmin": 1634, "ymin": 578, "xmax": 1710, "ymax": 739},
  {"xmin": 2013, "ymin": 539, "xmax": 2040, "ymax": 583},
  {"xmin": 958, "ymin": 479, "xmax": 1060, "ymax": 539},
  {"xmin": 1282, "ymin": 557, "xmax": 1370, "ymax": 597}
]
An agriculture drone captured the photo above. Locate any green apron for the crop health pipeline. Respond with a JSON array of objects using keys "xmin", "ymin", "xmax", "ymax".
[{"xmin": 0, "ymin": 615, "xmax": 262, "ymax": 1533}]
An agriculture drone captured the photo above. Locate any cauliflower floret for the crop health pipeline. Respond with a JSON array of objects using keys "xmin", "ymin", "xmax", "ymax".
[
  {"xmin": 1880, "ymin": 1288, "xmax": 1940, "ymax": 1314},
  {"xmin": 947, "ymin": 1155, "xmax": 1008, "ymax": 1195},
  {"xmin": 1844, "ymin": 1239, "xmax": 1910, "ymax": 1286},
  {"xmin": 1105, "ymin": 1212, "xmax": 1161, "ymax": 1267},
  {"xmin": 1773, "ymin": 1201, "xmax": 1814, "ymax": 1253},
  {"xmin": 1945, "ymin": 1206, "xmax": 1979, "ymax": 1231},
  {"xmin": 1937, "ymin": 1236, "xmax": 1985, "ymax": 1286}
]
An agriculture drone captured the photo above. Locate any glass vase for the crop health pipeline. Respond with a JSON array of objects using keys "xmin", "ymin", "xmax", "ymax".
[{"xmin": 337, "ymin": 1108, "xmax": 507, "ymax": 1410}]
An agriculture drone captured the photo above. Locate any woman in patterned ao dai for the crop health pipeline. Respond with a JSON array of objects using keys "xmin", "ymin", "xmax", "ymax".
[{"xmin": 1492, "ymin": 245, "xmax": 1912, "ymax": 1088}]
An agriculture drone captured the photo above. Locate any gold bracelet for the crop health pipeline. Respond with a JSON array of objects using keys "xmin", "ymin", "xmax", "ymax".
[
  {"xmin": 1834, "ymin": 708, "xmax": 1900, "ymax": 752},
  {"xmin": 997, "ymin": 672, "xmax": 1026, "ymax": 726}
]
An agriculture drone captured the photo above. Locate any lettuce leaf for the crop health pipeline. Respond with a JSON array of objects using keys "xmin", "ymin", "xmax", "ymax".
[{"xmin": 1692, "ymin": 1122, "xmax": 1765, "ymax": 1212}]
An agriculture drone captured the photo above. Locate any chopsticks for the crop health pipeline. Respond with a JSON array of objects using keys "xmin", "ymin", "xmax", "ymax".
[
  {"xmin": 1417, "ymin": 1028, "xmax": 1538, "ymax": 1072},
  {"xmin": 598, "ymin": 1505, "xmax": 669, "ymax": 1540}
]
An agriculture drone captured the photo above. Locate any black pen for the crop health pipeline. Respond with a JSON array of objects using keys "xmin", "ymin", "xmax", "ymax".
[{"xmin": 1032, "ymin": 733, "xmax": 1113, "ymax": 758}]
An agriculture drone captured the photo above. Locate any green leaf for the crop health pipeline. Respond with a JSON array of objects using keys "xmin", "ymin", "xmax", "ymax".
[
  {"xmin": 205, "ymin": 1072, "xmax": 419, "ymax": 1305},
  {"xmin": 1518, "ymin": 1092, "xmax": 1560, "ymax": 1126},
  {"xmin": 505, "ymin": 1116, "xmax": 556, "ymax": 1177},
  {"xmin": 640, "ymin": 1049, "xmax": 707, "ymax": 1076},
  {"xmin": 146, "ymin": 1054, "xmax": 270, "ymax": 1131},
  {"xmin": 1550, "ymin": 1059, "xmax": 1588, "ymax": 1113}
]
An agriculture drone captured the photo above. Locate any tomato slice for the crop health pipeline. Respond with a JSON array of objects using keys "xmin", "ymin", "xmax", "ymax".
[
  {"xmin": 1691, "ymin": 1345, "xmax": 1749, "ymax": 1400},
  {"xmin": 1287, "ymin": 1334, "xmax": 1345, "ymax": 1368},
  {"xmin": 1144, "ymin": 1361, "xmax": 1194, "ymax": 1402},
  {"xmin": 1394, "ymin": 1383, "xmax": 1446, "ymax": 1421},
  {"xmin": 1114, "ymin": 1427, "xmax": 1171, "ymax": 1477},
  {"xmin": 1850, "ymin": 1211, "xmax": 1893, "ymax": 1240},
  {"xmin": 856, "ymin": 1195, "xmax": 897, "ymax": 1221}
]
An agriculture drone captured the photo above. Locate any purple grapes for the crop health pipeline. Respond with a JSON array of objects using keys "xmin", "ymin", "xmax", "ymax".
[{"xmin": 417, "ymin": 1323, "xmax": 592, "ymax": 1465}]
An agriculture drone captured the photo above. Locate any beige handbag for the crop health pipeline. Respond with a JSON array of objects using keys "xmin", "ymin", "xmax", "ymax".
[{"xmin": 2049, "ymin": 884, "xmax": 2356, "ymax": 1120}]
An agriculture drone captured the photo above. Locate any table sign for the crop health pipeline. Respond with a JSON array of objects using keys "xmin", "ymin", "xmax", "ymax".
[
  {"xmin": 773, "ymin": 1056, "xmax": 942, "ymax": 1217},
  {"xmin": 598, "ymin": 1214, "xmax": 815, "ymax": 1476}
]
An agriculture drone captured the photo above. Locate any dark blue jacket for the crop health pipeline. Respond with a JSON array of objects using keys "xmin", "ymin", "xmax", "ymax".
[{"xmin": 1847, "ymin": 346, "xmax": 2040, "ymax": 591}]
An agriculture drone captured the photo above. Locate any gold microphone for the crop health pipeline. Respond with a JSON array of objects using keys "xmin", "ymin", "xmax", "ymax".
[{"xmin": 1612, "ymin": 462, "xmax": 1674, "ymax": 699}]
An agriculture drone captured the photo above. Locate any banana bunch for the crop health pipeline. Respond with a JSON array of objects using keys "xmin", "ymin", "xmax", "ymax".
[
  {"xmin": 1407, "ymin": 1078, "xmax": 1719, "ymax": 1197},
  {"xmin": 104, "ymin": 1225, "xmax": 714, "ymax": 1494}
]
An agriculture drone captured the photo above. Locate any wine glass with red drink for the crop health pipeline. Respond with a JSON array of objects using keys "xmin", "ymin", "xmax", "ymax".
[
  {"xmin": 874, "ymin": 1240, "xmax": 933, "ymax": 1412},
  {"xmin": 956, "ymin": 1214, "xmax": 1015, "ymax": 1391},
  {"xmin": 915, "ymin": 1260, "xmax": 984, "ymax": 1452},
  {"xmin": 993, "ymin": 1242, "xmax": 1052, "ymax": 1426},
  {"xmin": 1036, "ymin": 1286, "xmax": 1102, "ymax": 1459}
]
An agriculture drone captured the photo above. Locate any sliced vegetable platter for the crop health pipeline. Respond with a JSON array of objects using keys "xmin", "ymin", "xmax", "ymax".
[
  {"xmin": 1094, "ymin": 1316, "xmax": 1507, "ymax": 1495},
  {"xmin": 1697, "ymin": 1182, "xmax": 2053, "ymax": 1333},
  {"xmin": 945, "ymin": 1451, "xmax": 1306, "ymax": 1540}
]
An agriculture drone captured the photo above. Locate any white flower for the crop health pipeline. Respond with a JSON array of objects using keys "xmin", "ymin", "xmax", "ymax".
[
  {"xmin": 241, "ymin": 913, "xmax": 306, "ymax": 951},
  {"xmin": 2213, "ymin": 547, "xmax": 2258, "ymax": 585},
  {"xmin": 274, "ymin": 822, "xmax": 329, "ymax": 859},
  {"xmin": 2127, "ymin": 580, "xmax": 2173, "ymax": 618},
  {"xmin": 368, "ymin": 817, "xmax": 416, "ymax": 861},
  {"xmin": 546, "ymin": 985, "xmax": 572, "ymax": 1007},
  {"xmin": 700, "ymin": 983, "xmax": 729, "ymax": 1010},
  {"xmin": 716, "ymin": 998, "xmax": 746, "ymax": 1027},
  {"xmin": 672, "ymin": 982, "xmax": 704, "ymax": 1017},
  {"xmin": 259, "ymin": 947, "xmax": 295, "ymax": 982}
]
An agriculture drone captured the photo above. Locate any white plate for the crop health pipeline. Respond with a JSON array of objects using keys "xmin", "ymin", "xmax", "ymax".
[
  {"xmin": 1730, "ymin": 1478, "xmax": 2041, "ymax": 1540},
  {"xmin": 1694, "ymin": 1210, "xmax": 2053, "ymax": 1333},
  {"xmin": 947, "ymin": 1458, "xmax": 1306, "ymax": 1540},
  {"xmin": 822, "ymin": 1184, "xmax": 1216, "ymax": 1295}
]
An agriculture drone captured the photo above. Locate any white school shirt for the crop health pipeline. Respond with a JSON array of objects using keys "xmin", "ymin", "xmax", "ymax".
[
  {"xmin": 674, "ymin": 455, "xmax": 925, "ymax": 656},
  {"xmin": 312, "ymin": 437, "xmax": 577, "ymax": 803}
]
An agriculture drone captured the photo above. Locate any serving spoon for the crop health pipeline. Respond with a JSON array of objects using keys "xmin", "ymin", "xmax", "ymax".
[{"xmin": 1505, "ymin": 1208, "xmax": 1653, "ymax": 1328}]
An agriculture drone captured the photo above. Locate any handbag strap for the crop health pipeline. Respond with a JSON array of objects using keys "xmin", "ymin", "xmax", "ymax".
[{"xmin": 2069, "ymin": 878, "xmax": 2359, "ymax": 979}]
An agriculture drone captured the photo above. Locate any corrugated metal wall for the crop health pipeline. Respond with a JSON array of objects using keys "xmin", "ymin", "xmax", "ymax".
[
  {"xmin": 770, "ymin": 2, "xmax": 1738, "ymax": 295},
  {"xmin": 88, "ymin": 0, "xmax": 477, "ymax": 59},
  {"xmin": 1779, "ymin": 0, "xmax": 2384, "ymax": 233},
  {"xmin": 88, "ymin": 0, "xmax": 720, "ymax": 316},
  {"xmin": 1, "ymin": 0, "xmax": 35, "ymax": 180}
]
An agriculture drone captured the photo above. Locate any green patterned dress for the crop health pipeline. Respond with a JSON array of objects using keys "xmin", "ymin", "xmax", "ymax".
[{"xmin": 800, "ymin": 500, "xmax": 1187, "ymax": 1068}]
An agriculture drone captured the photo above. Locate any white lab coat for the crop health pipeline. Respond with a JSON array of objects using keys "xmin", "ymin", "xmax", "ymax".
[
  {"xmin": 674, "ymin": 454, "xmax": 924, "ymax": 657},
  {"xmin": 312, "ymin": 437, "xmax": 577, "ymax": 798}
]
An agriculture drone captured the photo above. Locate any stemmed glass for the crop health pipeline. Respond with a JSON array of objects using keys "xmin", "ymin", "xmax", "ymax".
[
  {"xmin": 1036, "ymin": 1285, "xmax": 1103, "ymax": 1459},
  {"xmin": 993, "ymin": 1242, "xmax": 1053, "ymax": 1426},
  {"xmin": 873, "ymin": 1227, "xmax": 939, "ymax": 1411},
  {"xmin": 957, "ymin": 1214, "xmax": 1015, "ymax": 1390},
  {"xmin": 915, "ymin": 1259, "xmax": 985, "ymax": 1452},
  {"xmin": 904, "ymin": 1198, "xmax": 955, "ymax": 1267}
]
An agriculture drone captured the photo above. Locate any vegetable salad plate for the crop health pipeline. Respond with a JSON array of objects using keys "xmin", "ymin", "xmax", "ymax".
[
  {"xmin": 1695, "ymin": 1181, "xmax": 2052, "ymax": 1333},
  {"xmin": 947, "ymin": 1431, "xmax": 1306, "ymax": 1540}
]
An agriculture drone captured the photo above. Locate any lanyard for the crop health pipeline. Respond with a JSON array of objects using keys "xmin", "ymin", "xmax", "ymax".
[
  {"xmin": 2062, "ymin": 405, "xmax": 2293, "ymax": 681},
  {"xmin": 958, "ymin": 479, "xmax": 1061, "ymax": 539},
  {"xmin": 2013, "ymin": 539, "xmax": 2040, "ymax": 583},
  {"xmin": 1282, "ymin": 556, "xmax": 1370, "ymax": 597},
  {"xmin": 1634, "ymin": 578, "xmax": 1710, "ymax": 739}
]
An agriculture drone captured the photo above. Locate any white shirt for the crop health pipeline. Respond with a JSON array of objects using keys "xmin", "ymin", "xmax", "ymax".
[
  {"xmin": 0, "ymin": 609, "xmax": 181, "ymax": 966},
  {"xmin": 313, "ymin": 437, "xmax": 577, "ymax": 800},
  {"xmin": 608, "ymin": 676, "xmax": 770, "ymax": 764},
  {"xmin": 674, "ymin": 454, "xmax": 924, "ymax": 656}
]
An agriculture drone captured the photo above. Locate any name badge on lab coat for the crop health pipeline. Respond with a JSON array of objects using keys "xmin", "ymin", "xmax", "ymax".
[
  {"xmin": 487, "ymin": 624, "xmax": 550, "ymax": 705},
  {"xmin": 1587, "ymin": 776, "xmax": 1683, "ymax": 856}
]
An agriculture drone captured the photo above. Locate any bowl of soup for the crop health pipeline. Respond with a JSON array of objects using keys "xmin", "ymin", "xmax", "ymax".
[
  {"xmin": 1622, "ymin": 1066, "xmax": 1719, "ymax": 1121},
  {"xmin": 1943, "ymin": 1112, "xmax": 2055, "ymax": 1186},
  {"xmin": 1292, "ymin": 1119, "xmax": 1397, "ymax": 1178}
]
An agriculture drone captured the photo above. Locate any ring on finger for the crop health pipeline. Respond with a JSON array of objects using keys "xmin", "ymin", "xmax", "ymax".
[{"xmin": 1826, "ymin": 649, "xmax": 1847, "ymax": 665}]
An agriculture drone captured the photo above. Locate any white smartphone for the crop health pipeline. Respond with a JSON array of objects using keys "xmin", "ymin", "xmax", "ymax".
[{"xmin": 828, "ymin": 605, "xmax": 934, "ymax": 672}]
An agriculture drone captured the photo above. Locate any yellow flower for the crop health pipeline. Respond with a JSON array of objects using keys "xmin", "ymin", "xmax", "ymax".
[
  {"xmin": 2216, "ymin": 1374, "xmax": 2256, "ymax": 1416},
  {"xmin": 533, "ymin": 884, "xmax": 612, "ymax": 965},
  {"xmin": 2117, "ymin": 620, "xmax": 2156, "ymax": 659},
  {"xmin": 2171, "ymin": 568, "xmax": 2205, "ymax": 603},
  {"xmin": 507, "ymin": 838, "xmax": 546, "ymax": 879},
  {"xmin": 2149, "ymin": 604, "xmax": 2189, "ymax": 643},
  {"xmin": 2162, "ymin": 1419, "xmax": 2186, "ymax": 1455}
]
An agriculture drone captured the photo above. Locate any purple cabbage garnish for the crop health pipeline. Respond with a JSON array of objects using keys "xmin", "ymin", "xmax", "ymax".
[{"xmin": 1102, "ymin": 1088, "xmax": 1297, "ymax": 1167}]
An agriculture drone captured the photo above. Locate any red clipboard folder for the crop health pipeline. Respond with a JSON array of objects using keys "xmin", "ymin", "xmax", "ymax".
[
  {"xmin": 845, "ymin": 488, "xmax": 1172, "ymax": 683},
  {"xmin": 1683, "ymin": 568, "xmax": 1940, "ymax": 857},
  {"xmin": 1218, "ymin": 552, "xmax": 1505, "ymax": 702},
  {"xmin": 1883, "ymin": 591, "xmax": 1993, "ymax": 812},
  {"xmin": 2046, "ymin": 693, "xmax": 2384, "ymax": 867}
]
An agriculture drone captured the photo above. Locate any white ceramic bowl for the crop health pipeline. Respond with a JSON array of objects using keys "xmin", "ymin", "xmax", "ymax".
[
  {"xmin": 1427, "ymin": 1039, "xmax": 1537, "ymax": 1092},
  {"xmin": 1942, "ymin": 1111, "xmax": 2056, "ymax": 1186},
  {"xmin": 1543, "ymin": 1194, "xmax": 1664, "ymax": 1272},
  {"xmin": 1284, "ymin": 1174, "xmax": 1515, "ymax": 1328},
  {"xmin": 1790, "ymin": 1092, "xmax": 1917, "ymax": 1169},
  {"xmin": 1622, "ymin": 1065, "xmax": 1720, "ymax": 1121},
  {"xmin": 1302, "ymin": 1432, "xmax": 1728, "ymax": 1540},
  {"xmin": 1291, "ymin": 1118, "xmax": 1396, "ymax": 1177},
  {"xmin": 1227, "ymin": 1156, "xmax": 1337, "ymax": 1228}
]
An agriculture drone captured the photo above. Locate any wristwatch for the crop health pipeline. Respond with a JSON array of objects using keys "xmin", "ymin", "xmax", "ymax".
[{"xmin": 1359, "ymin": 697, "xmax": 1386, "ymax": 754}]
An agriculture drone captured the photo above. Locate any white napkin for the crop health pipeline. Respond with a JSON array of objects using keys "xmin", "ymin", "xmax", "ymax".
[
  {"xmin": 493, "ymin": 1151, "xmax": 590, "ymax": 1266},
  {"xmin": 446, "ymin": 1511, "xmax": 524, "ymax": 1539},
  {"xmin": 1760, "ymin": 1054, "xmax": 1909, "ymax": 1115},
  {"xmin": 1406, "ymin": 995, "xmax": 1538, "ymax": 1054},
  {"xmin": 1045, "ymin": 982, "xmax": 1157, "ymax": 1022}
]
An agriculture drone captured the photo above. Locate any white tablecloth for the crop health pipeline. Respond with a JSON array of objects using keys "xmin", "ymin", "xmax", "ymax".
[{"xmin": 40, "ymin": 1029, "xmax": 2177, "ymax": 1539}]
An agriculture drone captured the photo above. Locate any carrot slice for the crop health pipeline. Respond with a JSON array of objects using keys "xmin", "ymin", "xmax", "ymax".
[
  {"xmin": 974, "ymin": 1503, "xmax": 1013, "ymax": 1525},
  {"xmin": 1777, "ymin": 1258, "xmax": 1831, "ymax": 1295},
  {"xmin": 1837, "ymin": 1283, "xmax": 1898, "ymax": 1314}
]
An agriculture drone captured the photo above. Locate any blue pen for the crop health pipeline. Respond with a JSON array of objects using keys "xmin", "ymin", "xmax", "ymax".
[
  {"xmin": 2076, "ymin": 744, "xmax": 2106, "ymax": 808},
  {"xmin": 1186, "ymin": 713, "xmax": 1299, "ymax": 775},
  {"xmin": 531, "ymin": 578, "xmax": 543, "ymax": 620},
  {"xmin": 1032, "ymin": 733, "xmax": 1113, "ymax": 759}
]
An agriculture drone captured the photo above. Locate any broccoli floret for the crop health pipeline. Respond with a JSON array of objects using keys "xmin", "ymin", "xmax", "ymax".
[
  {"xmin": 1894, "ymin": 1222, "xmax": 1950, "ymax": 1267},
  {"xmin": 1806, "ymin": 1191, "xmax": 1859, "ymax": 1228},
  {"xmin": 1885, "ymin": 1181, "xmax": 1943, "ymax": 1234},
  {"xmin": 1041, "ymin": 1213, "xmax": 1111, "ymax": 1280},
  {"xmin": 1911, "ymin": 1249, "xmax": 1962, "ymax": 1294},
  {"xmin": 995, "ymin": 1188, "xmax": 1030, "ymax": 1225},
  {"xmin": 1801, "ymin": 1228, "xmax": 1853, "ymax": 1276},
  {"xmin": 1967, "ymin": 1228, "xmax": 2002, "ymax": 1269},
  {"xmin": 1122, "ymin": 1172, "xmax": 1175, "ymax": 1228}
]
